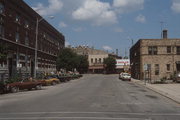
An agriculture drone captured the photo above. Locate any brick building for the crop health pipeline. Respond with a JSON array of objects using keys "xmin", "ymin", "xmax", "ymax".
[
  {"xmin": 130, "ymin": 30, "xmax": 180, "ymax": 81},
  {"xmin": 0, "ymin": 0, "xmax": 65, "ymax": 80}
]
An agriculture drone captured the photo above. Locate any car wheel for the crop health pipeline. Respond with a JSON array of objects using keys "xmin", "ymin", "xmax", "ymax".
[
  {"xmin": 28, "ymin": 88, "xmax": 32, "ymax": 91},
  {"xmin": 11, "ymin": 87, "xmax": 19, "ymax": 93},
  {"xmin": 35, "ymin": 85, "xmax": 42, "ymax": 90}
]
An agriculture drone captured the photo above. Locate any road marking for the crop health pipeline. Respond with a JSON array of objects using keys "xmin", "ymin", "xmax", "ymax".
[
  {"xmin": 0, "ymin": 111, "xmax": 180, "ymax": 116},
  {"xmin": 0, "ymin": 117, "xmax": 148, "ymax": 120}
]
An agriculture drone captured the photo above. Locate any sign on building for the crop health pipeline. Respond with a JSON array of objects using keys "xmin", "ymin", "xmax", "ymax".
[
  {"xmin": 116, "ymin": 59, "xmax": 130, "ymax": 66},
  {"xmin": 116, "ymin": 59, "xmax": 130, "ymax": 69}
]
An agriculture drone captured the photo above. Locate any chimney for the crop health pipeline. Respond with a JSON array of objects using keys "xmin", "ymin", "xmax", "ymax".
[{"xmin": 162, "ymin": 29, "xmax": 168, "ymax": 39}]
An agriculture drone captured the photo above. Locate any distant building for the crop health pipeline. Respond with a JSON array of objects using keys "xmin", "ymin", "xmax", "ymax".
[
  {"xmin": 0, "ymin": 0, "xmax": 65, "ymax": 81},
  {"xmin": 116, "ymin": 59, "xmax": 130, "ymax": 73},
  {"xmin": 130, "ymin": 30, "xmax": 180, "ymax": 81},
  {"xmin": 70, "ymin": 46, "xmax": 120, "ymax": 73}
]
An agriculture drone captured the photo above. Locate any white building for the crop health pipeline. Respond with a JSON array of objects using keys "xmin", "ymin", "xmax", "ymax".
[{"xmin": 116, "ymin": 59, "xmax": 130, "ymax": 73}]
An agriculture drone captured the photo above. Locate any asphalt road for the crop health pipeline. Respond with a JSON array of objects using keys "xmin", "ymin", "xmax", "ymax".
[{"xmin": 0, "ymin": 74, "xmax": 180, "ymax": 120}]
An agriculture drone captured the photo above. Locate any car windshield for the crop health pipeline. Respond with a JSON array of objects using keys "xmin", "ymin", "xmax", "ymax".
[
  {"xmin": 123, "ymin": 74, "xmax": 130, "ymax": 76},
  {"xmin": 123, "ymin": 73, "xmax": 130, "ymax": 76}
]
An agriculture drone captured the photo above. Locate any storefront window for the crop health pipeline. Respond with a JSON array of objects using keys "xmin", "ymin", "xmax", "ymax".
[
  {"xmin": 0, "ymin": 3, "xmax": 4, "ymax": 14},
  {"xmin": 0, "ymin": 24, "xmax": 4, "ymax": 37}
]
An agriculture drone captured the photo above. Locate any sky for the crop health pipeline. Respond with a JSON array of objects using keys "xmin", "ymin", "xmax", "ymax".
[{"xmin": 23, "ymin": 0, "xmax": 180, "ymax": 57}]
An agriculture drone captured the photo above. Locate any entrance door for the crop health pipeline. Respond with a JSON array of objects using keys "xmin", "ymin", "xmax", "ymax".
[
  {"xmin": 176, "ymin": 62, "xmax": 180, "ymax": 72},
  {"xmin": 31, "ymin": 61, "xmax": 34, "ymax": 77},
  {"xmin": 8, "ymin": 58, "xmax": 13, "ymax": 77}
]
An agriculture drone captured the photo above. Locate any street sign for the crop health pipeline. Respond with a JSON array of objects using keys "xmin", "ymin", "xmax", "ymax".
[
  {"xmin": 144, "ymin": 64, "xmax": 148, "ymax": 71},
  {"xmin": 17, "ymin": 63, "xmax": 22, "ymax": 68}
]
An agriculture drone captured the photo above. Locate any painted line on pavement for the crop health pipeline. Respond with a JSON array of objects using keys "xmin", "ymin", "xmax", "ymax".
[
  {"xmin": 0, "ymin": 111, "xmax": 180, "ymax": 116},
  {"xmin": 0, "ymin": 117, "xmax": 149, "ymax": 120}
]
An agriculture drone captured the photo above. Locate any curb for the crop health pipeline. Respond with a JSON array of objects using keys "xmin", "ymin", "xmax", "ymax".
[{"xmin": 131, "ymin": 79, "xmax": 180, "ymax": 104}]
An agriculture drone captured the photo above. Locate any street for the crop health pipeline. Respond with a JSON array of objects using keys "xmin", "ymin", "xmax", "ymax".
[{"xmin": 0, "ymin": 74, "xmax": 180, "ymax": 120}]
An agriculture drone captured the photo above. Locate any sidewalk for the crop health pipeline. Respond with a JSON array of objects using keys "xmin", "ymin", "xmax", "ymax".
[{"xmin": 131, "ymin": 78, "xmax": 180, "ymax": 104}]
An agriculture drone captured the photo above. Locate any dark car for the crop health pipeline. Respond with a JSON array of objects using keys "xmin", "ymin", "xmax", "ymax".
[
  {"xmin": 6, "ymin": 79, "xmax": 42, "ymax": 93},
  {"xmin": 50, "ymin": 75, "xmax": 67, "ymax": 82},
  {"xmin": 0, "ymin": 83, "xmax": 6, "ymax": 94}
]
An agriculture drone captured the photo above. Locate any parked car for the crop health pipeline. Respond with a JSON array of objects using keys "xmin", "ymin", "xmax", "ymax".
[
  {"xmin": 6, "ymin": 79, "xmax": 42, "ymax": 93},
  {"xmin": 119, "ymin": 72, "xmax": 123, "ymax": 79},
  {"xmin": 50, "ymin": 75, "xmax": 67, "ymax": 82},
  {"xmin": 40, "ymin": 76, "xmax": 60, "ymax": 86},
  {"xmin": 119, "ymin": 72, "xmax": 131, "ymax": 81}
]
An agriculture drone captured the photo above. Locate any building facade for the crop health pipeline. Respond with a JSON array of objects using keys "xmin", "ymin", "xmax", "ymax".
[
  {"xmin": 130, "ymin": 30, "xmax": 180, "ymax": 81},
  {"xmin": 116, "ymin": 59, "xmax": 130, "ymax": 73},
  {"xmin": 0, "ymin": 0, "xmax": 65, "ymax": 81},
  {"xmin": 70, "ymin": 46, "xmax": 110, "ymax": 73}
]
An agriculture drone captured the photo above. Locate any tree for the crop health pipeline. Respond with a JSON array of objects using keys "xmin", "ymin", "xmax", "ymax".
[
  {"xmin": 103, "ymin": 56, "xmax": 116, "ymax": 74},
  {"xmin": 75, "ymin": 55, "xmax": 89, "ymax": 73},
  {"xmin": 56, "ymin": 48, "xmax": 77, "ymax": 71},
  {"xmin": 56, "ymin": 48, "xmax": 89, "ymax": 73}
]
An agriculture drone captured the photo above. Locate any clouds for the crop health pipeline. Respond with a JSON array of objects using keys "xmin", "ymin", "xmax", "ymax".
[
  {"xmin": 113, "ymin": 0, "xmax": 144, "ymax": 13},
  {"xmin": 72, "ymin": 0, "xmax": 117, "ymax": 26},
  {"xmin": 72, "ymin": 0, "xmax": 146, "ymax": 26},
  {"xmin": 73, "ymin": 27, "xmax": 84, "ymax": 32},
  {"xmin": 103, "ymin": 46, "xmax": 113, "ymax": 51},
  {"xmin": 114, "ymin": 27, "xmax": 123, "ymax": 33},
  {"xmin": 171, "ymin": 0, "xmax": 180, "ymax": 13},
  {"xmin": 135, "ymin": 14, "xmax": 146, "ymax": 23},
  {"xmin": 31, "ymin": 0, "xmax": 146, "ymax": 26},
  {"xmin": 32, "ymin": 0, "xmax": 63, "ymax": 16},
  {"xmin": 59, "ymin": 22, "xmax": 67, "ymax": 28}
]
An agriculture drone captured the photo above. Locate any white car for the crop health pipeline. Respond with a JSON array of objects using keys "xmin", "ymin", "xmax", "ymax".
[{"xmin": 119, "ymin": 73, "xmax": 131, "ymax": 81}]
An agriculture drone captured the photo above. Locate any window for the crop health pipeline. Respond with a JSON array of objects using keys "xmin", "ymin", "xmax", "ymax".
[
  {"xmin": 99, "ymin": 58, "xmax": 101, "ymax": 63},
  {"xmin": 167, "ymin": 46, "xmax": 171, "ymax": 53},
  {"xmin": 15, "ymin": 32, "xmax": 19, "ymax": 42},
  {"xmin": 155, "ymin": 64, "xmax": 159, "ymax": 75},
  {"xmin": 15, "ymin": 14, "xmax": 20, "ymax": 23},
  {"xmin": 25, "ymin": 36, "xmax": 29, "ymax": 46},
  {"xmin": 0, "ymin": 17, "xmax": 4, "ymax": 23},
  {"xmin": 147, "ymin": 64, "xmax": 151, "ymax": 71},
  {"xmin": 167, "ymin": 64, "xmax": 170, "ymax": 71},
  {"xmin": 177, "ymin": 46, "xmax": 180, "ymax": 55},
  {"xmin": 0, "ymin": 24, "xmax": 4, "ymax": 37},
  {"xmin": 24, "ymin": 20, "xmax": 29, "ymax": 28},
  {"xmin": 95, "ymin": 58, "xmax": 97, "ymax": 63},
  {"xmin": 148, "ymin": 46, "xmax": 157, "ymax": 55},
  {"xmin": 0, "ymin": 3, "xmax": 4, "ymax": 14},
  {"xmin": 91, "ymin": 58, "xmax": 93, "ymax": 63}
]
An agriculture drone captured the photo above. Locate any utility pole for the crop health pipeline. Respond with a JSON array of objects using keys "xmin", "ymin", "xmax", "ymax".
[
  {"xmin": 34, "ymin": 16, "xmax": 54, "ymax": 78},
  {"xmin": 125, "ymin": 48, "xmax": 127, "ymax": 59}
]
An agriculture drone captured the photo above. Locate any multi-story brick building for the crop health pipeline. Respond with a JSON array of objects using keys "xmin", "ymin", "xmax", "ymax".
[
  {"xmin": 0, "ymin": 0, "xmax": 65, "ymax": 81},
  {"xmin": 130, "ymin": 30, "xmax": 180, "ymax": 81}
]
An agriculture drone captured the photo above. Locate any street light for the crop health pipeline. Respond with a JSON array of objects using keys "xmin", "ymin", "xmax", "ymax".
[{"xmin": 34, "ymin": 16, "xmax": 54, "ymax": 78}]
